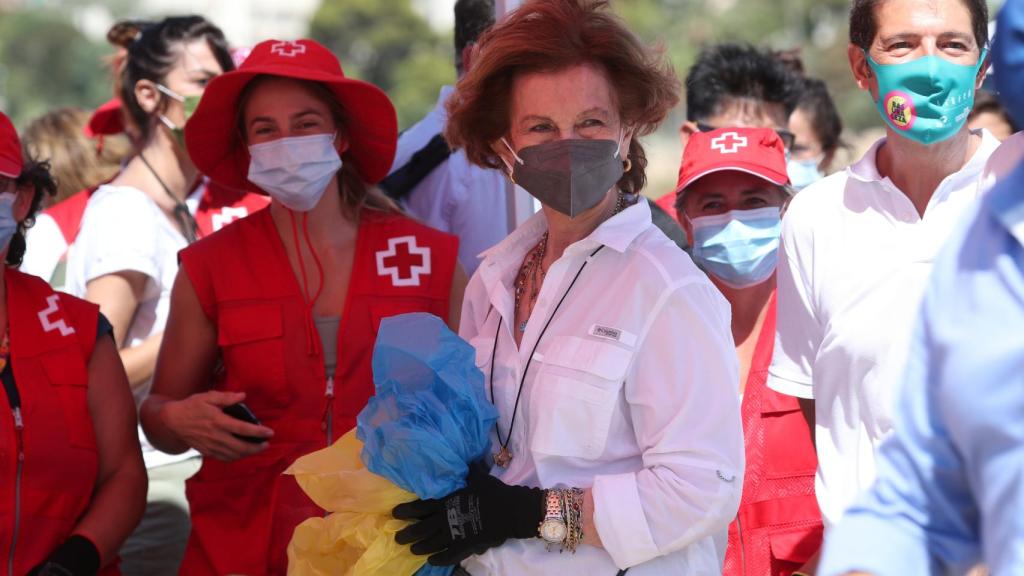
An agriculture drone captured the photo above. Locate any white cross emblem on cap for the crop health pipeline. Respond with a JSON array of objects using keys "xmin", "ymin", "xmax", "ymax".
[
  {"xmin": 271, "ymin": 41, "xmax": 306, "ymax": 57},
  {"xmin": 711, "ymin": 132, "xmax": 748, "ymax": 154}
]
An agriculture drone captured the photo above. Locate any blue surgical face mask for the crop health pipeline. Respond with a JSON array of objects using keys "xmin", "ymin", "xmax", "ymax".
[
  {"xmin": 866, "ymin": 50, "xmax": 987, "ymax": 145},
  {"xmin": 0, "ymin": 193, "xmax": 17, "ymax": 251},
  {"xmin": 787, "ymin": 156, "xmax": 824, "ymax": 191},
  {"xmin": 688, "ymin": 207, "xmax": 782, "ymax": 289}
]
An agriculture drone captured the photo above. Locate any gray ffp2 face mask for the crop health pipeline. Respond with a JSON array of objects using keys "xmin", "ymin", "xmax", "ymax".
[{"xmin": 501, "ymin": 136, "xmax": 625, "ymax": 218}]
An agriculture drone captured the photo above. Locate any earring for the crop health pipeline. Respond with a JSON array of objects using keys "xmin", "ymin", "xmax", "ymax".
[{"xmin": 623, "ymin": 157, "xmax": 633, "ymax": 173}]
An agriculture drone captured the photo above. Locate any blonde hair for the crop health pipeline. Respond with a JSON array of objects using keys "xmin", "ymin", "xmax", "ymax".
[{"xmin": 21, "ymin": 108, "xmax": 131, "ymax": 205}]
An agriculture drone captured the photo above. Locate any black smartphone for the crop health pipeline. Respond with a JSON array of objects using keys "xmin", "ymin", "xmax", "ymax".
[{"xmin": 222, "ymin": 402, "xmax": 265, "ymax": 444}]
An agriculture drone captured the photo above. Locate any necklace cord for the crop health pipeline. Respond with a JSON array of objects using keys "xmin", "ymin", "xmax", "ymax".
[
  {"xmin": 138, "ymin": 153, "xmax": 198, "ymax": 243},
  {"xmin": 489, "ymin": 244, "xmax": 605, "ymax": 453}
]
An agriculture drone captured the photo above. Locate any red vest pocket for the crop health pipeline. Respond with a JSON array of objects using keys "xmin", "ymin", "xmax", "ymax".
[
  {"xmin": 769, "ymin": 523, "xmax": 824, "ymax": 564},
  {"xmin": 761, "ymin": 388, "xmax": 817, "ymax": 479},
  {"xmin": 41, "ymin": 350, "xmax": 96, "ymax": 451},
  {"xmin": 217, "ymin": 302, "xmax": 291, "ymax": 408}
]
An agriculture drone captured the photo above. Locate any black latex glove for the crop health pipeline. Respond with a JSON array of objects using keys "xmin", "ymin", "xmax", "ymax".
[
  {"xmin": 28, "ymin": 534, "xmax": 101, "ymax": 576},
  {"xmin": 393, "ymin": 466, "xmax": 544, "ymax": 566}
]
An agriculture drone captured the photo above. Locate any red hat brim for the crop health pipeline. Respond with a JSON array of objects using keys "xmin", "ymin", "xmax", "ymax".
[
  {"xmin": 0, "ymin": 111, "xmax": 23, "ymax": 178},
  {"xmin": 676, "ymin": 162, "xmax": 790, "ymax": 195},
  {"xmin": 85, "ymin": 98, "xmax": 125, "ymax": 137},
  {"xmin": 185, "ymin": 63, "xmax": 398, "ymax": 191}
]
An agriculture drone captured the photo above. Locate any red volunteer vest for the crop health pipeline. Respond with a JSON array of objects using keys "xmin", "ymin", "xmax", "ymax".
[
  {"xmin": 0, "ymin": 269, "xmax": 115, "ymax": 575},
  {"xmin": 723, "ymin": 294, "xmax": 823, "ymax": 576},
  {"xmin": 177, "ymin": 207, "xmax": 458, "ymax": 576},
  {"xmin": 191, "ymin": 179, "xmax": 270, "ymax": 236}
]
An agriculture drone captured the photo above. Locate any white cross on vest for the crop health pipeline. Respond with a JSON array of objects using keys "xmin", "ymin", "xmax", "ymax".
[
  {"xmin": 376, "ymin": 236, "xmax": 432, "ymax": 287},
  {"xmin": 711, "ymin": 132, "xmax": 748, "ymax": 154},
  {"xmin": 271, "ymin": 41, "xmax": 306, "ymax": 58}
]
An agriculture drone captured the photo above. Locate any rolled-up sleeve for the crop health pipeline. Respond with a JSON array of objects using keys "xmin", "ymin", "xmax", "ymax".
[
  {"xmin": 768, "ymin": 206, "xmax": 820, "ymax": 399},
  {"xmin": 593, "ymin": 279, "xmax": 744, "ymax": 569}
]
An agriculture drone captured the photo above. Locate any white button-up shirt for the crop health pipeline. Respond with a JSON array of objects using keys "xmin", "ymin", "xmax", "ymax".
[
  {"xmin": 768, "ymin": 130, "xmax": 1000, "ymax": 528},
  {"xmin": 459, "ymin": 199, "xmax": 744, "ymax": 575}
]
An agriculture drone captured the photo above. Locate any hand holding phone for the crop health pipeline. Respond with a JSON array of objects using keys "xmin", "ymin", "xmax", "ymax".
[{"xmin": 222, "ymin": 402, "xmax": 266, "ymax": 444}]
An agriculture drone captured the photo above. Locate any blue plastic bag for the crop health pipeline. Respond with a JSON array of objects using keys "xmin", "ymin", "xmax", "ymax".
[{"xmin": 357, "ymin": 313, "xmax": 499, "ymax": 575}]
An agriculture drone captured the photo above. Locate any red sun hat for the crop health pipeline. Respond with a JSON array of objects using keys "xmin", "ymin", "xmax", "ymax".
[
  {"xmin": 84, "ymin": 98, "xmax": 126, "ymax": 137},
  {"xmin": 675, "ymin": 127, "xmax": 790, "ymax": 195},
  {"xmin": 185, "ymin": 39, "xmax": 398, "ymax": 191},
  {"xmin": 0, "ymin": 111, "xmax": 24, "ymax": 179}
]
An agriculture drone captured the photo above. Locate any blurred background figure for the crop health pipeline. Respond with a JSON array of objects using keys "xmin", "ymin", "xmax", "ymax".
[
  {"xmin": 18, "ymin": 106, "xmax": 132, "ymax": 287},
  {"xmin": 64, "ymin": 16, "xmax": 237, "ymax": 576},
  {"xmin": 968, "ymin": 89, "xmax": 1018, "ymax": 140},
  {"xmin": 788, "ymin": 77, "xmax": 845, "ymax": 190},
  {"xmin": 381, "ymin": 0, "xmax": 507, "ymax": 276},
  {"xmin": 654, "ymin": 43, "xmax": 803, "ymax": 227}
]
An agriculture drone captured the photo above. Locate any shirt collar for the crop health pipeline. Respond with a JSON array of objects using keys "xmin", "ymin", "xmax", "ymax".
[
  {"xmin": 847, "ymin": 129, "xmax": 1001, "ymax": 190},
  {"xmin": 478, "ymin": 195, "xmax": 652, "ymax": 264}
]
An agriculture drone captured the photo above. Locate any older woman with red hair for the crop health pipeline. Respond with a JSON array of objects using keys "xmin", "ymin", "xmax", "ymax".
[{"xmin": 391, "ymin": 1, "xmax": 744, "ymax": 574}]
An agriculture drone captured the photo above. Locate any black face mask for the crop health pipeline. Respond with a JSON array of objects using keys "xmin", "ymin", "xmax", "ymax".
[{"xmin": 502, "ymin": 136, "xmax": 625, "ymax": 218}]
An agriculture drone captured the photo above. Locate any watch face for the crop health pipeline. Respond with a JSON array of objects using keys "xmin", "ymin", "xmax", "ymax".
[{"xmin": 541, "ymin": 519, "xmax": 567, "ymax": 543}]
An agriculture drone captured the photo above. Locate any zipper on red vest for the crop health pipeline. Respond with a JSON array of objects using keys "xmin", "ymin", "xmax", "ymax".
[
  {"xmin": 321, "ymin": 375, "xmax": 335, "ymax": 445},
  {"xmin": 7, "ymin": 407, "xmax": 24, "ymax": 575}
]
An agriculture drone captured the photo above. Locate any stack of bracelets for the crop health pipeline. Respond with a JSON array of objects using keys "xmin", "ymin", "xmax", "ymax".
[{"xmin": 541, "ymin": 487, "xmax": 584, "ymax": 553}]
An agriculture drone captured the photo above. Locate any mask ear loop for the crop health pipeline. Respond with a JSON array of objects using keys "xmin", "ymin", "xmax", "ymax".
[
  {"xmin": 500, "ymin": 138, "xmax": 524, "ymax": 184},
  {"xmin": 617, "ymin": 128, "xmax": 633, "ymax": 173}
]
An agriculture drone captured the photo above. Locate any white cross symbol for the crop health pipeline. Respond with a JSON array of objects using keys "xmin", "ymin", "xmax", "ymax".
[
  {"xmin": 38, "ymin": 295, "xmax": 75, "ymax": 337},
  {"xmin": 711, "ymin": 132, "xmax": 748, "ymax": 154},
  {"xmin": 271, "ymin": 41, "xmax": 306, "ymax": 58},
  {"xmin": 376, "ymin": 236, "xmax": 432, "ymax": 287},
  {"xmin": 210, "ymin": 207, "xmax": 249, "ymax": 232}
]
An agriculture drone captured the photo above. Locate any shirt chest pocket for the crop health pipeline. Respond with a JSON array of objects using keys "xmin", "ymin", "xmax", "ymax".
[{"xmin": 529, "ymin": 337, "xmax": 632, "ymax": 460}]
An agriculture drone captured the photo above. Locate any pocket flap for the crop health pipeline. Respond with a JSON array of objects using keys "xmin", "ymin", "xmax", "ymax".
[
  {"xmin": 769, "ymin": 525, "xmax": 823, "ymax": 562},
  {"xmin": 544, "ymin": 336, "xmax": 632, "ymax": 381},
  {"xmin": 218, "ymin": 303, "xmax": 283, "ymax": 346},
  {"xmin": 761, "ymin": 385, "xmax": 802, "ymax": 414}
]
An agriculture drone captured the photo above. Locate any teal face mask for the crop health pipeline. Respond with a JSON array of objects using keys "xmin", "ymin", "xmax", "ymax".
[{"xmin": 866, "ymin": 50, "xmax": 987, "ymax": 145}]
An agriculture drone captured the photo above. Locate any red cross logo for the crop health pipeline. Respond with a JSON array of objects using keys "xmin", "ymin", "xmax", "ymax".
[
  {"xmin": 38, "ymin": 295, "xmax": 75, "ymax": 337},
  {"xmin": 711, "ymin": 132, "xmax": 748, "ymax": 154},
  {"xmin": 210, "ymin": 207, "xmax": 248, "ymax": 232},
  {"xmin": 376, "ymin": 236, "xmax": 431, "ymax": 287},
  {"xmin": 271, "ymin": 41, "xmax": 307, "ymax": 58}
]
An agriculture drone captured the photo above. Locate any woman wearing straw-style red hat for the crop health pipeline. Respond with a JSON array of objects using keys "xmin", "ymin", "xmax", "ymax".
[{"xmin": 140, "ymin": 38, "xmax": 465, "ymax": 574}]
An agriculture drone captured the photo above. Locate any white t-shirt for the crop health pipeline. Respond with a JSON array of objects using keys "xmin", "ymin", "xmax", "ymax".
[
  {"xmin": 389, "ymin": 86, "xmax": 509, "ymax": 275},
  {"xmin": 768, "ymin": 130, "xmax": 1000, "ymax": 527},
  {"xmin": 20, "ymin": 213, "xmax": 66, "ymax": 287},
  {"xmin": 459, "ymin": 200, "xmax": 743, "ymax": 574},
  {"xmin": 65, "ymin": 184, "xmax": 196, "ymax": 469}
]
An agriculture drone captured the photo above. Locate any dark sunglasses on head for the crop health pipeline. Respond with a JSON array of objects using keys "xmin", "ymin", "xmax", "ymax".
[{"xmin": 696, "ymin": 122, "xmax": 795, "ymax": 151}]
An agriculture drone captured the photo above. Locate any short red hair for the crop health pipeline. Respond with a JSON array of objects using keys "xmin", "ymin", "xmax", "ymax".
[{"xmin": 445, "ymin": 0, "xmax": 680, "ymax": 194}]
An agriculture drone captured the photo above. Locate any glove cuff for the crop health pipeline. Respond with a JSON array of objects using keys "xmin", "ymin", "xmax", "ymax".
[
  {"xmin": 39, "ymin": 534, "xmax": 101, "ymax": 576},
  {"xmin": 511, "ymin": 485, "xmax": 545, "ymax": 538}
]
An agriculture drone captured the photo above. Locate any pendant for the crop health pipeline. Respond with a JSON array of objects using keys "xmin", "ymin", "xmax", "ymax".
[
  {"xmin": 518, "ymin": 320, "xmax": 528, "ymax": 333},
  {"xmin": 494, "ymin": 446, "xmax": 513, "ymax": 468}
]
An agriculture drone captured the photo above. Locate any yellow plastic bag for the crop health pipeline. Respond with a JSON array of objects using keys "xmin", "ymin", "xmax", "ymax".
[{"xmin": 285, "ymin": 430, "xmax": 426, "ymax": 576}]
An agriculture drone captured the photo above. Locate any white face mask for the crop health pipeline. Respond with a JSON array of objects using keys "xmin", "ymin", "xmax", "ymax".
[{"xmin": 247, "ymin": 133, "xmax": 342, "ymax": 212}]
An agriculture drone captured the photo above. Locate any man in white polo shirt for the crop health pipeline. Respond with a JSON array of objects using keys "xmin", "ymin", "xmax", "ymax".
[{"xmin": 768, "ymin": 0, "xmax": 998, "ymax": 563}]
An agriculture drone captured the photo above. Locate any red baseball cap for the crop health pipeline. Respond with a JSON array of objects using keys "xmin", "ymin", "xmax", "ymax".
[
  {"xmin": 185, "ymin": 39, "xmax": 398, "ymax": 190},
  {"xmin": 0, "ymin": 111, "xmax": 23, "ymax": 179},
  {"xmin": 674, "ymin": 127, "xmax": 789, "ymax": 194},
  {"xmin": 84, "ymin": 98, "xmax": 125, "ymax": 137}
]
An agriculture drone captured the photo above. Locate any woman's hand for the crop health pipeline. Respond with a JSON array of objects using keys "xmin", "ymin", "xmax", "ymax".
[
  {"xmin": 392, "ymin": 467, "xmax": 543, "ymax": 566},
  {"xmin": 160, "ymin": 391, "xmax": 274, "ymax": 462}
]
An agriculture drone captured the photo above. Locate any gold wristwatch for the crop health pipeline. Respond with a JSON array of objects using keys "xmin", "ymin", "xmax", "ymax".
[{"xmin": 538, "ymin": 489, "xmax": 567, "ymax": 544}]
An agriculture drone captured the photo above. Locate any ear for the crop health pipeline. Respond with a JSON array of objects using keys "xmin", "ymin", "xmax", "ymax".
[
  {"xmin": 679, "ymin": 121, "xmax": 698, "ymax": 149},
  {"xmin": 976, "ymin": 52, "xmax": 991, "ymax": 90},
  {"xmin": 848, "ymin": 44, "xmax": 876, "ymax": 97},
  {"xmin": 12, "ymin": 183, "xmax": 35, "ymax": 223},
  {"xmin": 489, "ymin": 137, "xmax": 516, "ymax": 174},
  {"xmin": 135, "ymin": 79, "xmax": 162, "ymax": 115},
  {"xmin": 335, "ymin": 132, "xmax": 351, "ymax": 155}
]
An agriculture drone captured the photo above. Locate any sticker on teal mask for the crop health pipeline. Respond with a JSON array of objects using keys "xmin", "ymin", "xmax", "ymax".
[{"xmin": 866, "ymin": 49, "xmax": 987, "ymax": 145}]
